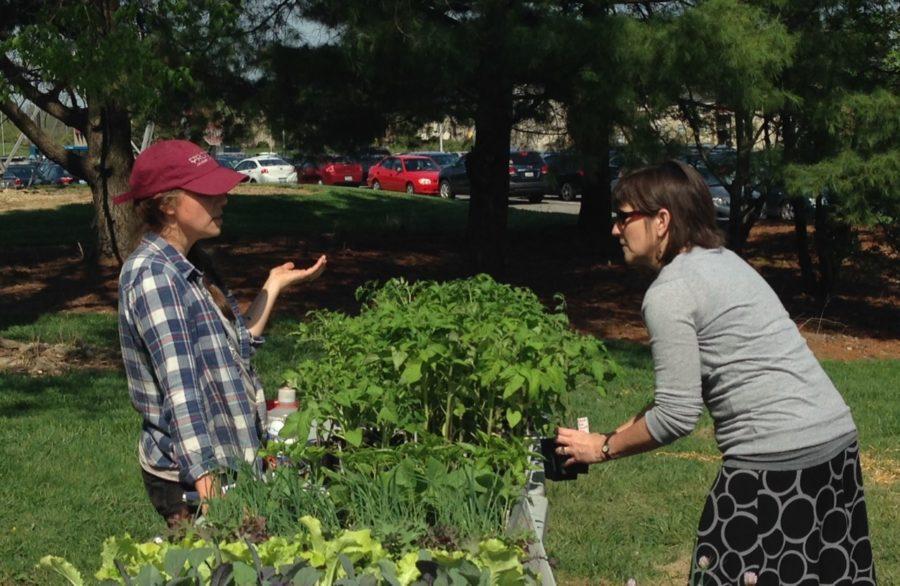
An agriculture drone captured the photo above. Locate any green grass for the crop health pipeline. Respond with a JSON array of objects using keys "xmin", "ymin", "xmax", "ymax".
[
  {"xmin": 0, "ymin": 188, "xmax": 894, "ymax": 583},
  {"xmin": 0, "ymin": 314, "xmax": 897, "ymax": 584},
  {"xmin": 0, "ymin": 186, "xmax": 575, "ymax": 249},
  {"xmin": 0, "ymin": 371, "xmax": 161, "ymax": 585},
  {"xmin": 0, "ymin": 312, "xmax": 119, "ymax": 350}
]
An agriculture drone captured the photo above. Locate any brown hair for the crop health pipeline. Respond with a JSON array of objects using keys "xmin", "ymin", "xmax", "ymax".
[
  {"xmin": 612, "ymin": 160, "xmax": 724, "ymax": 265},
  {"xmin": 135, "ymin": 192, "xmax": 236, "ymax": 321}
]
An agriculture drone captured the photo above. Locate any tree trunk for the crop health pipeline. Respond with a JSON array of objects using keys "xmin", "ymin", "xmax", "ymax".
[
  {"xmin": 571, "ymin": 112, "xmax": 614, "ymax": 257},
  {"xmin": 465, "ymin": 4, "xmax": 513, "ymax": 277},
  {"xmin": 728, "ymin": 109, "xmax": 753, "ymax": 254},
  {"xmin": 792, "ymin": 197, "xmax": 817, "ymax": 295},
  {"xmin": 85, "ymin": 102, "xmax": 140, "ymax": 263},
  {"xmin": 782, "ymin": 112, "xmax": 816, "ymax": 292}
]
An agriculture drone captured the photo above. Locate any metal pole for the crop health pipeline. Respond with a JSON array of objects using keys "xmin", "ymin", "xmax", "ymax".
[{"xmin": 439, "ymin": 121, "xmax": 444, "ymax": 152}]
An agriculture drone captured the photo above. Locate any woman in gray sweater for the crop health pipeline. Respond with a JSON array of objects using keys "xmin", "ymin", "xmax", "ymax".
[{"xmin": 554, "ymin": 161, "xmax": 874, "ymax": 585}]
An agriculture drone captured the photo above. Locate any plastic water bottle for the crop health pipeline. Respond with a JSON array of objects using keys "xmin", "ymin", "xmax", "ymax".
[{"xmin": 266, "ymin": 387, "xmax": 298, "ymax": 440}]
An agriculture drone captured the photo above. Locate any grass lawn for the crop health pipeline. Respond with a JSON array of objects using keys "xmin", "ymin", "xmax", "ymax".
[
  {"xmin": 1, "ymin": 314, "xmax": 897, "ymax": 585},
  {"xmin": 1, "ymin": 189, "xmax": 896, "ymax": 584},
  {"xmin": 0, "ymin": 184, "xmax": 576, "ymax": 249}
]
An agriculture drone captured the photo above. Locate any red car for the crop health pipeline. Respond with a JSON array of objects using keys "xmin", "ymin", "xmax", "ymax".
[
  {"xmin": 297, "ymin": 155, "xmax": 363, "ymax": 186},
  {"xmin": 366, "ymin": 155, "xmax": 441, "ymax": 195}
]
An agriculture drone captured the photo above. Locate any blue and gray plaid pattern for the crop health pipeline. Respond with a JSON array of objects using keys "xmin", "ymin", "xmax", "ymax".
[{"xmin": 118, "ymin": 233, "xmax": 263, "ymax": 485}]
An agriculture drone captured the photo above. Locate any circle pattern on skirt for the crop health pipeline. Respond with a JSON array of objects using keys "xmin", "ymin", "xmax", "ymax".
[{"xmin": 690, "ymin": 442, "xmax": 876, "ymax": 585}]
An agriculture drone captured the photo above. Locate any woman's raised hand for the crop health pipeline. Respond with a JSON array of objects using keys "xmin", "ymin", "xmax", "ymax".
[{"xmin": 266, "ymin": 255, "xmax": 327, "ymax": 293}]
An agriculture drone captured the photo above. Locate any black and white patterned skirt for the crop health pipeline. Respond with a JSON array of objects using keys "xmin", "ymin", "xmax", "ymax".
[{"xmin": 690, "ymin": 442, "xmax": 876, "ymax": 585}]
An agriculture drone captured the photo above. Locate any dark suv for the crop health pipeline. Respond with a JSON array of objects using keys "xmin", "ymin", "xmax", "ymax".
[
  {"xmin": 542, "ymin": 151, "xmax": 584, "ymax": 201},
  {"xmin": 438, "ymin": 151, "xmax": 549, "ymax": 201},
  {"xmin": 508, "ymin": 150, "xmax": 548, "ymax": 203}
]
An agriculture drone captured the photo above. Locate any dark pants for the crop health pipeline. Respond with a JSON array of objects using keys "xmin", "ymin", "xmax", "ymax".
[{"xmin": 141, "ymin": 469, "xmax": 198, "ymax": 528}]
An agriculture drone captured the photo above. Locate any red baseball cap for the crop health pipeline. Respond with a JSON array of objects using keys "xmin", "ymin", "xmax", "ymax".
[{"xmin": 113, "ymin": 140, "xmax": 247, "ymax": 204}]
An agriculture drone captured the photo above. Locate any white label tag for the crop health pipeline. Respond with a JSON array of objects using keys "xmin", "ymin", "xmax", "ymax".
[{"xmin": 577, "ymin": 417, "xmax": 590, "ymax": 433}]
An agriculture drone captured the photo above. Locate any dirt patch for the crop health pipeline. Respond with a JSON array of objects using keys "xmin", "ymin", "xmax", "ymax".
[
  {"xmin": 861, "ymin": 451, "xmax": 900, "ymax": 486},
  {"xmin": 657, "ymin": 555, "xmax": 692, "ymax": 584},
  {"xmin": 0, "ymin": 185, "xmax": 92, "ymax": 211},
  {"xmin": 655, "ymin": 451, "xmax": 721, "ymax": 464},
  {"xmin": 0, "ymin": 193, "xmax": 897, "ymax": 361},
  {"xmin": 655, "ymin": 449, "xmax": 897, "ymax": 487},
  {"xmin": 0, "ymin": 337, "xmax": 120, "ymax": 375}
]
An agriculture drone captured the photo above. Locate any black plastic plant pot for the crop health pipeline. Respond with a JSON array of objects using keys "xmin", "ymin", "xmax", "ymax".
[{"xmin": 539, "ymin": 437, "xmax": 588, "ymax": 481}]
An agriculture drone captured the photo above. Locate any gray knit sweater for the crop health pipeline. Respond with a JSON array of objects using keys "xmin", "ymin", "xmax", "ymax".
[{"xmin": 642, "ymin": 247, "xmax": 857, "ymax": 467}]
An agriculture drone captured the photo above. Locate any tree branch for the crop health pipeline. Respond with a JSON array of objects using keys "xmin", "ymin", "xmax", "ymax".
[
  {"xmin": 0, "ymin": 98, "xmax": 89, "ymax": 180},
  {"xmin": 0, "ymin": 55, "xmax": 88, "ymax": 131},
  {"xmin": 678, "ymin": 89, "xmax": 730, "ymax": 188}
]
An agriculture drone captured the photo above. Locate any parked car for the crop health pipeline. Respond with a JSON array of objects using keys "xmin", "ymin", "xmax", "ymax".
[
  {"xmin": 1, "ymin": 164, "xmax": 40, "ymax": 189},
  {"xmin": 214, "ymin": 154, "xmax": 243, "ymax": 169},
  {"xmin": 542, "ymin": 151, "xmax": 584, "ymax": 202},
  {"xmin": 366, "ymin": 155, "xmax": 441, "ymax": 195},
  {"xmin": 233, "ymin": 156, "xmax": 297, "ymax": 184},
  {"xmin": 352, "ymin": 147, "xmax": 392, "ymax": 184},
  {"xmin": 406, "ymin": 151, "xmax": 460, "ymax": 169},
  {"xmin": 508, "ymin": 150, "xmax": 548, "ymax": 203},
  {"xmin": 36, "ymin": 162, "xmax": 77, "ymax": 187},
  {"xmin": 438, "ymin": 151, "xmax": 555, "ymax": 201},
  {"xmin": 438, "ymin": 154, "xmax": 469, "ymax": 199},
  {"xmin": 296, "ymin": 155, "xmax": 364, "ymax": 186},
  {"xmin": 693, "ymin": 165, "xmax": 762, "ymax": 222}
]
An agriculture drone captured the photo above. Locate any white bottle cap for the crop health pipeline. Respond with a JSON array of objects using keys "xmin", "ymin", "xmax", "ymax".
[{"xmin": 277, "ymin": 387, "xmax": 296, "ymax": 405}]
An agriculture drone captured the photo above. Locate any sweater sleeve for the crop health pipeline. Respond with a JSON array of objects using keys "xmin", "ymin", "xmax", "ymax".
[{"xmin": 642, "ymin": 277, "xmax": 704, "ymax": 445}]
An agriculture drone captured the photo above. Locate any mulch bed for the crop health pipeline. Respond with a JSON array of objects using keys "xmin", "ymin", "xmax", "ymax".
[{"xmin": 1, "ymin": 202, "xmax": 897, "ymax": 363}]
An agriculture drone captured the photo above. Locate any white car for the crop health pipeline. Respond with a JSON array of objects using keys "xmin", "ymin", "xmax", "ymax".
[{"xmin": 233, "ymin": 156, "xmax": 297, "ymax": 184}]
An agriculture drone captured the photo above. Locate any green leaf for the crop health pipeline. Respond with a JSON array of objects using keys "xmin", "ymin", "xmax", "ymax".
[
  {"xmin": 292, "ymin": 566, "xmax": 323, "ymax": 586},
  {"xmin": 231, "ymin": 561, "xmax": 257, "ymax": 586},
  {"xmin": 391, "ymin": 348, "xmax": 408, "ymax": 370},
  {"xmin": 505, "ymin": 409, "xmax": 522, "ymax": 429},
  {"xmin": 378, "ymin": 406, "xmax": 398, "ymax": 424},
  {"xmin": 133, "ymin": 564, "xmax": 164, "ymax": 586},
  {"xmin": 186, "ymin": 547, "xmax": 213, "ymax": 570},
  {"xmin": 281, "ymin": 409, "xmax": 314, "ymax": 442},
  {"xmin": 399, "ymin": 361, "xmax": 423, "ymax": 385},
  {"xmin": 163, "ymin": 548, "xmax": 191, "ymax": 579},
  {"xmin": 502, "ymin": 374, "xmax": 525, "ymax": 399},
  {"xmin": 343, "ymin": 427, "xmax": 363, "ymax": 447},
  {"xmin": 377, "ymin": 559, "xmax": 402, "ymax": 586},
  {"xmin": 38, "ymin": 556, "xmax": 85, "ymax": 586}
]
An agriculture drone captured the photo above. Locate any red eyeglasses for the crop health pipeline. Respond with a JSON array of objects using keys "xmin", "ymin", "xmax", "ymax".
[{"xmin": 614, "ymin": 209, "xmax": 650, "ymax": 228}]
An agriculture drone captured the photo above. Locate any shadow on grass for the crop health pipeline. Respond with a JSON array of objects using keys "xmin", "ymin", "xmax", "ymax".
[
  {"xmin": 0, "ymin": 189, "xmax": 579, "ymax": 333},
  {"xmin": 0, "ymin": 370, "xmax": 127, "ymax": 419},
  {"xmin": 602, "ymin": 338, "xmax": 652, "ymax": 369},
  {"xmin": 0, "ymin": 202, "xmax": 94, "ymax": 247}
]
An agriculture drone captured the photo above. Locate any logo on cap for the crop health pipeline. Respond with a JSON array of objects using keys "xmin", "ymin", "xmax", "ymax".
[{"xmin": 188, "ymin": 153, "xmax": 212, "ymax": 166}]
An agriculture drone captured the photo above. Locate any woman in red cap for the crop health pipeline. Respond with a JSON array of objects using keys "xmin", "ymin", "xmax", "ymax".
[{"xmin": 115, "ymin": 140, "xmax": 326, "ymax": 527}]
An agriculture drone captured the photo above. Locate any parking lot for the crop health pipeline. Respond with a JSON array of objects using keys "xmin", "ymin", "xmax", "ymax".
[{"xmin": 456, "ymin": 193, "xmax": 580, "ymax": 215}]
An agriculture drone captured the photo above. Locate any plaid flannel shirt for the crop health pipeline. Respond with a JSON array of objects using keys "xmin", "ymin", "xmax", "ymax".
[{"xmin": 118, "ymin": 233, "xmax": 263, "ymax": 485}]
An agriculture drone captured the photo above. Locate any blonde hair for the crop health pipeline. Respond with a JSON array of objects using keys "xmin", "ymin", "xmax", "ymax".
[{"xmin": 135, "ymin": 190, "xmax": 181, "ymax": 234}]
